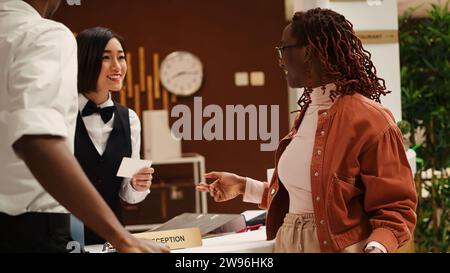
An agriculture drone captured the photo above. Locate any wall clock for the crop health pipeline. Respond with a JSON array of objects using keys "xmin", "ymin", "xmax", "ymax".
[{"xmin": 160, "ymin": 51, "xmax": 203, "ymax": 96}]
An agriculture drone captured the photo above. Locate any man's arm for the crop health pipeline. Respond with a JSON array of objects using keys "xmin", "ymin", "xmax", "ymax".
[{"xmin": 13, "ymin": 135, "xmax": 168, "ymax": 253}]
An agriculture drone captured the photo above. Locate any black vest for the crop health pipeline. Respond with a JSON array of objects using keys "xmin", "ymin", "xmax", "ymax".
[{"xmin": 75, "ymin": 102, "xmax": 132, "ymax": 245}]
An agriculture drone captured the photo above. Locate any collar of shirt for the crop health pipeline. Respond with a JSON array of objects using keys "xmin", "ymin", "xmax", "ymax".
[
  {"xmin": 305, "ymin": 83, "xmax": 337, "ymax": 115},
  {"xmin": 77, "ymin": 93, "xmax": 115, "ymax": 154},
  {"xmin": 0, "ymin": 0, "xmax": 41, "ymax": 18},
  {"xmin": 78, "ymin": 92, "xmax": 114, "ymax": 112},
  {"xmin": 309, "ymin": 83, "xmax": 337, "ymax": 106}
]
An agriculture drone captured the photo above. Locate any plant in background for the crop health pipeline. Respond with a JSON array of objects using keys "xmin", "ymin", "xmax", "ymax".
[
  {"xmin": 399, "ymin": 1, "xmax": 450, "ymax": 252},
  {"xmin": 397, "ymin": 120, "xmax": 412, "ymax": 151}
]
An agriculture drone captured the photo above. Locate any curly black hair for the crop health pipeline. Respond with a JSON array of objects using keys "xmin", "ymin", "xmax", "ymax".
[{"xmin": 291, "ymin": 8, "xmax": 390, "ymax": 109}]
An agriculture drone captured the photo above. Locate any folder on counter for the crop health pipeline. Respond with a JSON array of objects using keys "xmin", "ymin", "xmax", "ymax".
[
  {"xmin": 151, "ymin": 213, "xmax": 246, "ymax": 236},
  {"xmin": 241, "ymin": 210, "xmax": 266, "ymax": 226}
]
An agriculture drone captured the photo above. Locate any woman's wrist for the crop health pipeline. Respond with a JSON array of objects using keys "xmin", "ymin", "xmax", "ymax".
[{"xmin": 236, "ymin": 175, "xmax": 247, "ymax": 195}]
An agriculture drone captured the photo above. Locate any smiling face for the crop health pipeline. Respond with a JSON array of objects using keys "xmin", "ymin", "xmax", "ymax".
[{"xmin": 96, "ymin": 38, "xmax": 127, "ymax": 93}]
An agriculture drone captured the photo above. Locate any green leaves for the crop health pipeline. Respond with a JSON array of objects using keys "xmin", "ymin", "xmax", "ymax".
[
  {"xmin": 400, "ymin": 1, "xmax": 450, "ymax": 168},
  {"xmin": 397, "ymin": 120, "xmax": 412, "ymax": 135},
  {"xmin": 399, "ymin": 1, "xmax": 450, "ymax": 253}
]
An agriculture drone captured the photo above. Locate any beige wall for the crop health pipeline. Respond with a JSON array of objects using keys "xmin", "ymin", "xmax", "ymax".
[{"xmin": 398, "ymin": 0, "xmax": 450, "ymax": 17}]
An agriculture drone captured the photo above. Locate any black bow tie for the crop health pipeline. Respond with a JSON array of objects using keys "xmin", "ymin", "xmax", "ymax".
[{"xmin": 81, "ymin": 100, "xmax": 115, "ymax": 123}]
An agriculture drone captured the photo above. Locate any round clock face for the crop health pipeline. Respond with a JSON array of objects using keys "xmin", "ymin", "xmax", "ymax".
[{"xmin": 160, "ymin": 51, "xmax": 203, "ymax": 96}]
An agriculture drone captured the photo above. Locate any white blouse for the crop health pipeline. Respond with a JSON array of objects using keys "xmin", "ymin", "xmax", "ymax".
[{"xmin": 277, "ymin": 83, "xmax": 336, "ymax": 214}]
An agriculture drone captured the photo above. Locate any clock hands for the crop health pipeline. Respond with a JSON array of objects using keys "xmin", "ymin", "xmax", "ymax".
[{"xmin": 170, "ymin": 70, "xmax": 200, "ymax": 80}]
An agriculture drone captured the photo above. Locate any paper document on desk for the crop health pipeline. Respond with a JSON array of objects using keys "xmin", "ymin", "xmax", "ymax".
[
  {"xmin": 152, "ymin": 213, "xmax": 246, "ymax": 236},
  {"xmin": 116, "ymin": 157, "xmax": 152, "ymax": 178},
  {"xmin": 241, "ymin": 210, "xmax": 266, "ymax": 226}
]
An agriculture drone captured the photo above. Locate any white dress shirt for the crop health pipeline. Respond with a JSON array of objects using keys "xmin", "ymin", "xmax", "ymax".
[
  {"xmin": 0, "ymin": 0, "xmax": 78, "ymax": 215},
  {"xmin": 78, "ymin": 93, "xmax": 149, "ymax": 204}
]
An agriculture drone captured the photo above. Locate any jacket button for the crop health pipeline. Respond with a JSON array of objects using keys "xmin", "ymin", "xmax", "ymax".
[
  {"xmin": 320, "ymin": 220, "xmax": 325, "ymax": 225},
  {"xmin": 316, "ymin": 196, "xmax": 320, "ymax": 201},
  {"xmin": 314, "ymin": 172, "xmax": 319, "ymax": 177},
  {"xmin": 322, "ymin": 112, "xmax": 328, "ymax": 116},
  {"xmin": 317, "ymin": 150, "xmax": 322, "ymax": 155},
  {"xmin": 271, "ymin": 188, "xmax": 276, "ymax": 195},
  {"xmin": 320, "ymin": 131, "xmax": 325, "ymax": 136},
  {"xmin": 323, "ymin": 241, "xmax": 328, "ymax": 245}
]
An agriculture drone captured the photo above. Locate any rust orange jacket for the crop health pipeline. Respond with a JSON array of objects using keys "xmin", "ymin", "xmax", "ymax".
[{"xmin": 260, "ymin": 93, "xmax": 417, "ymax": 252}]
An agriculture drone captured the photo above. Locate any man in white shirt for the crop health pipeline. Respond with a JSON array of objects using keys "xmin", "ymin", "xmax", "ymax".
[{"xmin": 0, "ymin": 0, "xmax": 168, "ymax": 253}]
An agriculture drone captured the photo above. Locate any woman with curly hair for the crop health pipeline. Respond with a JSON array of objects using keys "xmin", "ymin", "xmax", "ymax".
[{"xmin": 197, "ymin": 8, "xmax": 417, "ymax": 253}]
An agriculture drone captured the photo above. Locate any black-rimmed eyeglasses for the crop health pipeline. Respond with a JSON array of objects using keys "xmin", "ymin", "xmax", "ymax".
[{"xmin": 275, "ymin": 43, "xmax": 301, "ymax": 59}]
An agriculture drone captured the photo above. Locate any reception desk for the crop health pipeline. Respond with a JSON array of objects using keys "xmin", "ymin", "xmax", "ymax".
[
  {"xmin": 84, "ymin": 228, "xmax": 274, "ymax": 253},
  {"xmin": 173, "ymin": 228, "xmax": 274, "ymax": 253}
]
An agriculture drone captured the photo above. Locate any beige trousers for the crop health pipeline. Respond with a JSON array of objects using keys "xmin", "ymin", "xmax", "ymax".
[{"xmin": 274, "ymin": 213, "xmax": 366, "ymax": 253}]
